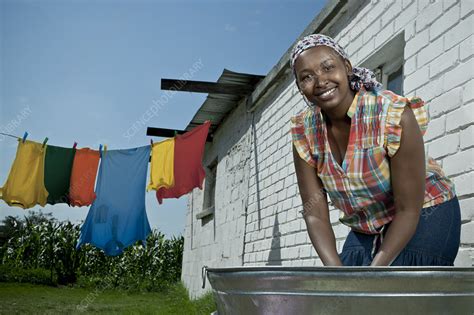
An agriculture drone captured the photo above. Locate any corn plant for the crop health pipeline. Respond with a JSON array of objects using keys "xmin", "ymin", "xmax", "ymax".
[{"xmin": 1, "ymin": 211, "xmax": 184, "ymax": 290}]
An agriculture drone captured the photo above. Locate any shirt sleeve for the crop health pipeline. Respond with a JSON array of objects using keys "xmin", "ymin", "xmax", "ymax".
[
  {"xmin": 290, "ymin": 111, "xmax": 317, "ymax": 168},
  {"xmin": 384, "ymin": 96, "xmax": 429, "ymax": 157}
]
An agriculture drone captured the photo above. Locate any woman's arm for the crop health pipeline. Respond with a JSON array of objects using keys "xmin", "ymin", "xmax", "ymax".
[
  {"xmin": 370, "ymin": 106, "xmax": 426, "ymax": 266},
  {"xmin": 293, "ymin": 144, "xmax": 343, "ymax": 266}
]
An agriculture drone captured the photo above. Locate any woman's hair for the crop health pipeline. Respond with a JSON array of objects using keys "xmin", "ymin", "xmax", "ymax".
[{"xmin": 290, "ymin": 34, "xmax": 382, "ymax": 107}]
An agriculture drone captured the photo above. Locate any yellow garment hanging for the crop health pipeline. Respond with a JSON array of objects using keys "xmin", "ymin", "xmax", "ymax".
[
  {"xmin": 147, "ymin": 138, "xmax": 175, "ymax": 191},
  {"xmin": 0, "ymin": 139, "xmax": 49, "ymax": 209}
]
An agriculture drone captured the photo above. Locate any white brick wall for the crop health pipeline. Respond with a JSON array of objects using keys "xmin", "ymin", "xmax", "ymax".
[
  {"xmin": 181, "ymin": 103, "xmax": 251, "ymax": 298},
  {"xmin": 182, "ymin": 0, "xmax": 474, "ymax": 298}
]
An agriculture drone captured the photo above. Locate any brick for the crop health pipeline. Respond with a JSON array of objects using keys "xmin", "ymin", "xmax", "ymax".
[
  {"xmin": 330, "ymin": 209, "xmax": 341, "ymax": 224},
  {"xmin": 461, "ymin": 221, "xmax": 474, "ymax": 244},
  {"xmin": 345, "ymin": 13, "xmax": 367, "ymax": 41},
  {"xmin": 418, "ymin": 35, "xmax": 444, "ymax": 67},
  {"xmin": 337, "ymin": 35, "xmax": 349, "ymax": 50},
  {"xmin": 447, "ymin": 103, "xmax": 474, "ymax": 131},
  {"xmin": 460, "ymin": 35, "xmax": 474, "ymax": 61},
  {"xmin": 428, "ymin": 133, "xmax": 459, "ymax": 159},
  {"xmin": 444, "ymin": 58, "xmax": 474, "ymax": 91},
  {"xmin": 405, "ymin": 28, "xmax": 429, "ymax": 58},
  {"xmin": 404, "ymin": 55, "xmax": 417, "ymax": 76},
  {"xmin": 444, "ymin": 15, "xmax": 474, "ymax": 50},
  {"xmin": 363, "ymin": 19, "xmax": 380, "ymax": 45},
  {"xmin": 461, "ymin": 0, "xmax": 474, "ymax": 18},
  {"xmin": 460, "ymin": 197, "xmax": 474, "ymax": 222},
  {"xmin": 404, "ymin": 20, "xmax": 415, "ymax": 41},
  {"xmin": 452, "ymin": 171, "xmax": 474, "ymax": 197},
  {"xmin": 374, "ymin": 21, "xmax": 394, "ymax": 49},
  {"xmin": 286, "ymin": 185, "xmax": 297, "ymax": 198},
  {"xmin": 277, "ymin": 189, "xmax": 286, "ymax": 204},
  {"xmin": 460, "ymin": 125, "xmax": 474, "ymax": 149},
  {"xmin": 347, "ymin": 34, "xmax": 364, "ymax": 57},
  {"xmin": 402, "ymin": 0, "xmax": 415, "ymax": 9},
  {"xmin": 394, "ymin": 1, "xmax": 418, "ymax": 31},
  {"xmin": 282, "ymin": 198, "xmax": 292, "ymax": 211},
  {"xmin": 358, "ymin": 37, "xmax": 375, "ymax": 61},
  {"xmin": 417, "ymin": 0, "xmax": 431, "ymax": 11},
  {"xmin": 284, "ymin": 174, "xmax": 294, "ymax": 188},
  {"xmin": 381, "ymin": 0, "xmax": 402, "ymax": 28},
  {"xmin": 443, "ymin": 149, "xmax": 474, "ymax": 176},
  {"xmin": 289, "ymin": 219, "xmax": 301, "ymax": 233},
  {"xmin": 428, "ymin": 86, "xmax": 463, "ymax": 118},
  {"xmin": 416, "ymin": 75, "xmax": 444, "ymax": 102},
  {"xmin": 430, "ymin": 3, "xmax": 460, "ymax": 40},
  {"xmin": 310, "ymin": 246, "xmax": 317, "ymax": 258},
  {"xmin": 369, "ymin": 0, "xmax": 394, "ymax": 21},
  {"xmin": 289, "ymin": 246, "xmax": 300, "ymax": 259},
  {"xmin": 443, "ymin": 0, "xmax": 459, "ymax": 11},
  {"xmin": 300, "ymin": 245, "xmax": 312, "ymax": 265},
  {"xmin": 295, "ymin": 232, "xmax": 308, "ymax": 245},
  {"xmin": 429, "ymin": 45, "xmax": 459, "ymax": 78},
  {"xmin": 425, "ymin": 115, "xmax": 446, "ymax": 142},
  {"xmin": 415, "ymin": 0, "xmax": 444, "ymax": 32},
  {"xmin": 454, "ymin": 248, "xmax": 473, "ymax": 266},
  {"xmin": 332, "ymin": 223, "xmax": 350, "ymax": 239},
  {"xmin": 404, "ymin": 64, "xmax": 430, "ymax": 91}
]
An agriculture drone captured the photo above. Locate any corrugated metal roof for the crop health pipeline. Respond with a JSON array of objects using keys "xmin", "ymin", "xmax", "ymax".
[{"xmin": 184, "ymin": 69, "xmax": 264, "ymax": 134}]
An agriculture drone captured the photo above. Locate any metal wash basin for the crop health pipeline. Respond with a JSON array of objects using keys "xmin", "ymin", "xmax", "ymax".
[{"xmin": 205, "ymin": 266, "xmax": 474, "ymax": 315}]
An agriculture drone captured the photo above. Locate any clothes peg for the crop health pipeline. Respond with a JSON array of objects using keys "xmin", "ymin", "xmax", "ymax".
[
  {"xmin": 103, "ymin": 144, "xmax": 107, "ymax": 157},
  {"xmin": 73, "ymin": 142, "xmax": 77, "ymax": 149},
  {"xmin": 22, "ymin": 132, "xmax": 28, "ymax": 143},
  {"xmin": 150, "ymin": 139, "xmax": 153, "ymax": 146},
  {"xmin": 174, "ymin": 130, "xmax": 178, "ymax": 137},
  {"xmin": 99, "ymin": 144, "xmax": 103, "ymax": 158},
  {"xmin": 42, "ymin": 137, "xmax": 49, "ymax": 148}
]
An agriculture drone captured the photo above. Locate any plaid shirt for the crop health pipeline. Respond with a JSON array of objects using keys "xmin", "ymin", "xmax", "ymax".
[{"xmin": 290, "ymin": 87, "xmax": 456, "ymax": 234}]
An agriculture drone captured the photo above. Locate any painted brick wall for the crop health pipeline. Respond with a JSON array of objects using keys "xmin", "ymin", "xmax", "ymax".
[{"xmin": 181, "ymin": 104, "xmax": 251, "ymax": 298}]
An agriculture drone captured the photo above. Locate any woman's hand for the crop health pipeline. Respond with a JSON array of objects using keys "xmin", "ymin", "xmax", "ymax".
[
  {"xmin": 370, "ymin": 105, "xmax": 425, "ymax": 266},
  {"xmin": 293, "ymin": 144, "xmax": 343, "ymax": 266}
]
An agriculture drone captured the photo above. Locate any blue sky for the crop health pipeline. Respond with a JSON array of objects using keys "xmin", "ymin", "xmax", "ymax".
[{"xmin": 0, "ymin": 0, "xmax": 325, "ymax": 237}]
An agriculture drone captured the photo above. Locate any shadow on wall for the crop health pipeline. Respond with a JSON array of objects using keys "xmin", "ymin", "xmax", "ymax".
[
  {"xmin": 251, "ymin": 113, "xmax": 263, "ymax": 229},
  {"xmin": 266, "ymin": 215, "xmax": 282, "ymax": 265}
]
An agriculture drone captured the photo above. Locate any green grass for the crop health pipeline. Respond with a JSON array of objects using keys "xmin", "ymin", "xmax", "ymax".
[{"xmin": 0, "ymin": 282, "xmax": 216, "ymax": 314}]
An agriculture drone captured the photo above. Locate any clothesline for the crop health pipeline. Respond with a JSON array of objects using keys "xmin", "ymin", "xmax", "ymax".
[
  {"xmin": 0, "ymin": 131, "xmax": 154, "ymax": 161},
  {"xmin": 0, "ymin": 132, "xmax": 20, "ymax": 139}
]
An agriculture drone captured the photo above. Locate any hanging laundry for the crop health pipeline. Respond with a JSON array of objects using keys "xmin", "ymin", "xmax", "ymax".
[
  {"xmin": 0, "ymin": 139, "xmax": 48, "ymax": 209},
  {"xmin": 147, "ymin": 138, "xmax": 175, "ymax": 191},
  {"xmin": 77, "ymin": 145, "xmax": 151, "ymax": 256},
  {"xmin": 156, "ymin": 120, "xmax": 210, "ymax": 204},
  {"xmin": 69, "ymin": 148, "xmax": 100, "ymax": 207},
  {"xmin": 44, "ymin": 145, "xmax": 76, "ymax": 205}
]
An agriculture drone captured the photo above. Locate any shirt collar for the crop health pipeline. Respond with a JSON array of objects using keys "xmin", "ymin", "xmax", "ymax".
[{"xmin": 346, "ymin": 90, "xmax": 360, "ymax": 119}]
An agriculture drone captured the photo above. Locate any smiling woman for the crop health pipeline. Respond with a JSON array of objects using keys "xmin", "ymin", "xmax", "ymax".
[{"xmin": 289, "ymin": 34, "xmax": 459, "ymax": 267}]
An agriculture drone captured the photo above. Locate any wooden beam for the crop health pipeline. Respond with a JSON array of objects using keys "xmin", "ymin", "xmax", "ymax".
[
  {"xmin": 161, "ymin": 79, "xmax": 256, "ymax": 95},
  {"xmin": 146, "ymin": 127, "xmax": 213, "ymax": 142}
]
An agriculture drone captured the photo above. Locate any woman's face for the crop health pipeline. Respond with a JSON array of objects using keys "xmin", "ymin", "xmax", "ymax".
[{"xmin": 294, "ymin": 45, "xmax": 353, "ymax": 112}]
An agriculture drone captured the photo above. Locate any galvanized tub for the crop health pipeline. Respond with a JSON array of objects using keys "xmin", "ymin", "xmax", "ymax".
[{"xmin": 205, "ymin": 266, "xmax": 474, "ymax": 315}]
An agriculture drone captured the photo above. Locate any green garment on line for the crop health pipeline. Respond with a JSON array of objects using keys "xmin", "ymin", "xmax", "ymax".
[{"xmin": 44, "ymin": 145, "xmax": 76, "ymax": 205}]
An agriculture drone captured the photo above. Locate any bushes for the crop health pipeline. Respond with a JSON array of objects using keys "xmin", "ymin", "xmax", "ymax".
[
  {"xmin": 0, "ymin": 265, "xmax": 56, "ymax": 286},
  {"xmin": 0, "ymin": 211, "xmax": 184, "ymax": 291}
]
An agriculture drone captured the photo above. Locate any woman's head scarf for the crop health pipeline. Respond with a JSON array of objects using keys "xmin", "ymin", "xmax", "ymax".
[{"xmin": 290, "ymin": 34, "xmax": 382, "ymax": 107}]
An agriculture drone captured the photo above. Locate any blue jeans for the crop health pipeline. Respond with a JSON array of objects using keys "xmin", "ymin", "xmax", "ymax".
[{"xmin": 339, "ymin": 196, "xmax": 461, "ymax": 266}]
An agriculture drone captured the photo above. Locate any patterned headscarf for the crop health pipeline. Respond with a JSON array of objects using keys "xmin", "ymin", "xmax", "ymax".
[{"xmin": 290, "ymin": 34, "xmax": 382, "ymax": 99}]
